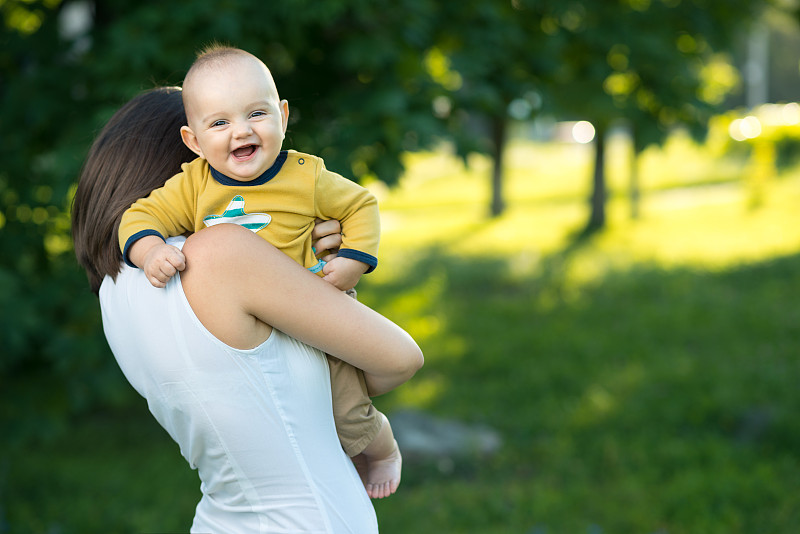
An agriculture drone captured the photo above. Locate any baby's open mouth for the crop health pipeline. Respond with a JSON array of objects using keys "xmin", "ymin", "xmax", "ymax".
[{"xmin": 232, "ymin": 145, "xmax": 257, "ymax": 160}]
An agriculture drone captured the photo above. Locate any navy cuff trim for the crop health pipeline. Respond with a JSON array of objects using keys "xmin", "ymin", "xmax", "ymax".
[
  {"xmin": 338, "ymin": 249, "xmax": 378, "ymax": 274},
  {"xmin": 122, "ymin": 230, "xmax": 165, "ymax": 267}
]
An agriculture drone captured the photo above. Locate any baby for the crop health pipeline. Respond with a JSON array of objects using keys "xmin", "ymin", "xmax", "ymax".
[{"xmin": 118, "ymin": 46, "xmax": 400, "ymax": 499}]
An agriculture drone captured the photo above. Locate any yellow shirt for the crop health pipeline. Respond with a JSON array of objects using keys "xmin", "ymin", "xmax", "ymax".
[{"xmin": 119, "ymin": 150, "xmax": 379, "ymax": 273}]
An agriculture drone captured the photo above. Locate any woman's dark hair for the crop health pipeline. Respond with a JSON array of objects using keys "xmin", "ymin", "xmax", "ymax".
[{"xmin": 71, "ymin": 87, "xmax": 197, "ymax": 294}]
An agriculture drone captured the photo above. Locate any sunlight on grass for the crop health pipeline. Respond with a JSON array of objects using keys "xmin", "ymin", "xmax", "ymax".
[
  {"xmin": 393, "ymin": 375, "xmax": 446, "ymax": 409},
  {"xmin": 638, "ymin": 130, "xmax": 745, "ymax": 188},
  {"xmin": 372, "ymin": 266, "xmax": 446, "ymax": 325},
  {"xmin": 600, "ymin": 172, "xmax": 800, "ymax": 269},
  {"xmin": 371, "ymin": 135, "xmax": 800, "ymax": 280}
]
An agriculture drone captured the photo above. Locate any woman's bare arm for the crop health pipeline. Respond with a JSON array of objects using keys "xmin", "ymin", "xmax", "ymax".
[{"xmin": 180, "ymin": 224, "xmax": 423, "ymax": 395}]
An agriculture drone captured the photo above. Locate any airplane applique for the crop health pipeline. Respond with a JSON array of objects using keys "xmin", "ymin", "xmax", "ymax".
[{"xmin": 203, "ymin": 195, "xmax": 271, "ymax": 233}]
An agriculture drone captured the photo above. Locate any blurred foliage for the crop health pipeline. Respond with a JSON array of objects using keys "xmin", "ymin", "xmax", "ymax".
[
  {"xmin": 1, "ymin": 0, "xmax": 116, "ymax": 447},
  {"xmin": 419, "ymin": 0, "xmax": 779, "ymax": 220},
  {"xmin": 536, "ymin": 0, "xmax": 769, "ymax": 145},
  {"xmin": 710, "ymin": 102, "xmax": 800, "ymax": 160},
  {"xmin": 528, "ymin": 0, "xmax": 775, "ymax": 229},
  {"xmin": 707, "ymin": 102, "xmax": 800, "ymax": 206}
]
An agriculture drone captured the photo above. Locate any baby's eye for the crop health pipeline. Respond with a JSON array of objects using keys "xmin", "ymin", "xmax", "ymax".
[
  {"xmin": 250, "ymin": 111, "xmax": 266, "ymax": 118},
  {"xmin": 210, "ymin": 119, "xmax": 227, "ymax": 128}
]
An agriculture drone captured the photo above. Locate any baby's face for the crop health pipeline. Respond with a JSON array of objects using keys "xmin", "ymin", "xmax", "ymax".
[{"xmin": 182, "ymin": 57, "xmax": 288, "ymax": 182}]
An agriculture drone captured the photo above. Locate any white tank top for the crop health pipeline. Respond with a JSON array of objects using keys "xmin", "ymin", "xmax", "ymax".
[{"xmin": 99, "ymin": 237, "xmax": 377, "ymax": 533}]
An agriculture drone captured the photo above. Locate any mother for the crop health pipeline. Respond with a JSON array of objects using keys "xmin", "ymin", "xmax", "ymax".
[{"xmin": 71, "ymin": 87, "xmax": 423, "ymax": 533}]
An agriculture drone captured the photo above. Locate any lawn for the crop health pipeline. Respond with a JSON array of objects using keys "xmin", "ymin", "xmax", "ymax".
[
  {"xmin": 364, "ymin": 136, "xmax": 800, "ymax": 533},
  {"xmin": 4, "ymin": 135, "xmax": 800, "ymax": 533}
]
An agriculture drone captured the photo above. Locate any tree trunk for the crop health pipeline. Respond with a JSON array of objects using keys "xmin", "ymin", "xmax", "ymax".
[
  {"xmin": 629, "ymin": 129, "xmax": 640, "ymax": 220},
  {"xmin": 489, "ymin": 116, "xmax": 507, "ymax": 218},
  {"xmin": 586, "ymin": 126, "xmax": 606, "ymax": 232}
]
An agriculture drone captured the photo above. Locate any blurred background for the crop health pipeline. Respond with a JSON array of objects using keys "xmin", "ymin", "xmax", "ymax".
[{"xmin": 2, "ymin": 0, "xmax": 800, "ymax": 532}]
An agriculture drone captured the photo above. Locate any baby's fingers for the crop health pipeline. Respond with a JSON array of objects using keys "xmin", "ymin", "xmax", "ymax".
[
  {"xmin": 156, "ymin": 250, "xmax": 185, "ymax": 283},
  {"xmin": 147, "ymin": 273, "xmax": 167, "ymax": 288},
  {"xmin": 159, "ymin": 259, "xmax": 178, "ymax": 280},
  {"xmin": 148, "ymin": 262, "xmax": 176, "ymax": 287},
  {"xmin": 166, "ymin": 249, "xmax": 187, "ymax": 271},
  {"xmin": 143, "ymin": 244, "xmax": 185, "ymax": 288}
]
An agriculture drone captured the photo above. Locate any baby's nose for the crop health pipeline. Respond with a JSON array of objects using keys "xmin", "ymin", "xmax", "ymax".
[{"xmin": 232, "ymin": 121, "xmax": 253, "ymax": 137}]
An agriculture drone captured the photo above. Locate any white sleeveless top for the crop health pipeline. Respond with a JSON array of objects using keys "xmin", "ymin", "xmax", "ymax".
[{"xmin": 99, "ymin": 237, "xmax": 377, "ymax": 533}]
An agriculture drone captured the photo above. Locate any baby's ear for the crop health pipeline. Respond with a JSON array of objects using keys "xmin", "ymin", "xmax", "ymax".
[
  {"xmin": 180, "ymin": 126, "xmax": 204, "ymax": 158},
  {"xmin": 280, "ymin": 99, "xmax": 289, "ymax": 134}
]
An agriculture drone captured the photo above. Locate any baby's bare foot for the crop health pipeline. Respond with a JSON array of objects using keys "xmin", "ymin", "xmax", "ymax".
[{"xmin": 364, "ymin": 440, "xmax": 402, "ymax": 499}]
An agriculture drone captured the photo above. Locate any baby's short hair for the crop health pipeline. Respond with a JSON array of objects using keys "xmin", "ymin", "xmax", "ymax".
[
  {"xmin": 181, "ymin": 44, "xmax": 263, "ymax": 115},
  {"xmin": 186, "ymin": 44, "xmax": 255, "ymax": 80}
]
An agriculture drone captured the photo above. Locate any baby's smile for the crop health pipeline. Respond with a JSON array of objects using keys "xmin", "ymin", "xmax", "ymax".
[{"xmin": 232, "ymin": 145, "xmax": 257, "ymax": 161}]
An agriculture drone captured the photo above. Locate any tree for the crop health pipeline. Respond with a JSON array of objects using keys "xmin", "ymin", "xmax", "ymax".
[
  {"xmin": 421, "ymin": 0, "xmax": 766, "ymax": 225},
  {"xmin": 540, "ymin": 0, "xmax": 773, "ymax": 232},
  {"xmin": 432, "ymin": 1, "xmax": 556, "ymax": 217}
]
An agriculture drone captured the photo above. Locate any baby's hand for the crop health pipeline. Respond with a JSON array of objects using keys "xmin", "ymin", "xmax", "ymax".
[
  {"xmin": 142, "ymin": 242, "xmax": 186, "ymax": 288},
  {"xmin": 322, "ymin": 257, "xmax": 368, "ymax": 291}
]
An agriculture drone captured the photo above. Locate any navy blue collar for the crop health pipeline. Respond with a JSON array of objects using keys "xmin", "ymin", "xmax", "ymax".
[{"xmin": 209, "ymin": 150, "xmax": 288, "ymax": 186}]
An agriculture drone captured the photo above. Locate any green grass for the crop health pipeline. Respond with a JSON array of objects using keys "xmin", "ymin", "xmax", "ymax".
[
  {"xmin": 4, "ymin": 137, "xmax": 800, "ymax": 533},
  {"xmin": 365, "ymin": 253, "xmax": 800, "ymax": 533},
  {"xmin": 2, "ymin": 410, "xmax": 199, "ymax": 533}
]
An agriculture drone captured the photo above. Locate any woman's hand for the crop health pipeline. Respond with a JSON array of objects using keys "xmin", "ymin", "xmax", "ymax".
[{"xmin": 311, "ymin": 218, "xmax": 342, "ymax": 262}]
